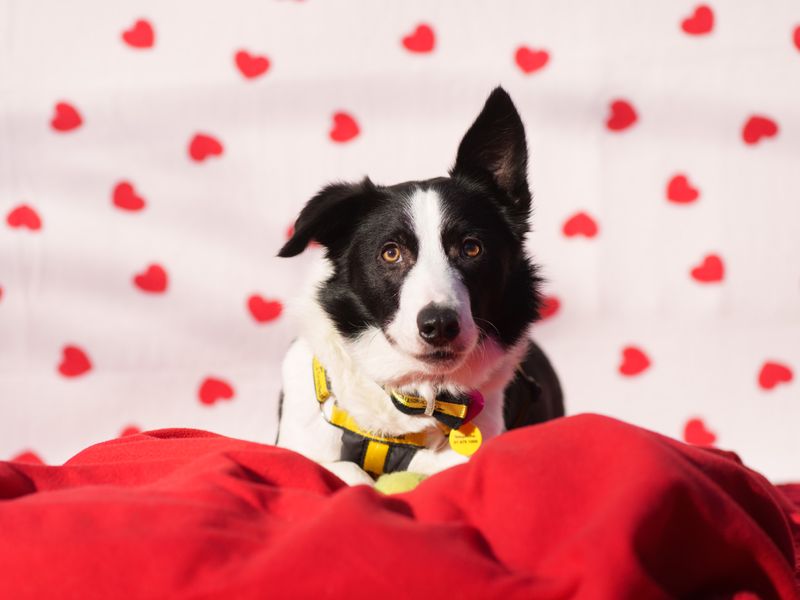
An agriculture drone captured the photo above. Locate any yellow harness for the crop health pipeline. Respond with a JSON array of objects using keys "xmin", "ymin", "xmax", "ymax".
[{"xmin": 312, "ymin": 357, "xmax": 455, "ymax": 478}]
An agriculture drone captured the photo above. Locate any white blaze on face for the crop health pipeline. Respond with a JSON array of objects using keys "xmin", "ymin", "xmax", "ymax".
[{"xmin": 385, "ymin": 188, "xmax": 478, "ymax": 356}]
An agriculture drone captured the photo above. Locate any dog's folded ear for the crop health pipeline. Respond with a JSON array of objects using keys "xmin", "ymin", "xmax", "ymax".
[
  {"xmin": 450, "ymin": 87, "xmax": 531, "ymax": 223},
  {"xmin": 278, "ymin": 179, "xmax": 377, "ymax": 257}
]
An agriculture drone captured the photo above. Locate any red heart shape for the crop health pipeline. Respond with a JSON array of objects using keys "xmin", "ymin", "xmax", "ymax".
[
  {"xmin": 248, "ymin": 295, "xmax": 283, "ymax": 323},
  {"xmin": 515, "ymin": 47, "xmax": 550, "ymax": 74},
  {"xmin": 113, "ymin": 181, "xmax": 146, "ymax": 211},
  {"xmin": 794, "ymin": 25, "xmax": 800, "ymax": 52},
  {"xmin": 11, "ymin": 450, "xmax": 45, "ymax": 465},
  {"xmin": 690, "ymin": 254, "xmax": 724, "ymax": 283},
  {"xmin": 683, "ymin": 417, "xmax": 716, "ymax": 446},
  {"xmin": 539, "ymin": 295, "xmax": 561, "ymax": 320},
  {"xmin": 235, "ymin": 50, "xmax": 271, "ymax": 79},
  {"xmin": 681, "ymin": 5, "xmax": 714, "ymax": 35},
  {"xmin": 133, "ymin": 264, "xmax": 168, "ymax": 293},
  {"xmin": 667, "ymin": 174, "xmax": 700, "ymax": 204},
  {"xmin": 606, "ymin": 99, "xmax": 637, "ymax": 131},
  {"xmin": 6, "ymin": 205, "xmax": 42, "ymax": 230},
  {"xmin": 562, "ymin": 212, "xmax": 599, "ymax": 238},
  {"xmin": 618, "ymin": 346, "xmax": 651, "ymax": 376},
  {"xmin": 329, "ymin": 112, "xmax": 360, "ymax": 143},
  {"xmin": 199, "ymin": 377, "xmax": 235, "ymax": 405},
  {"xmin": 121, "ymin": 19, "xmax": 154, "ymax": 48},
  {"xmin": 119, "ymin": 425, "xmax": 141, "ymax": 437},
  {"xmin": 742, "ymin": 115, "xmax": 778, "ymax": 145},
  {"xmin": 51, "ymin": 102, "xmax": 82, "ymax": 132},
  {"xmin": 758, "ymin": 361, "xmax": 793, "ymax": 390},
  {"xmin": 189, "ymin": 133, "xmax": 224, "ymax": 162},
  {"xmin": 402, "ymin": 24, "xmax": 435, "ymax": 53},
  {"xmin": 58, "ymin": 345, "xmax": 92, "ymax": 377}
]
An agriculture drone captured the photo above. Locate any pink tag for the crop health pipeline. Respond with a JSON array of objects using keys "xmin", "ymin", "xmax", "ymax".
[{"xmin": 464, "ymin": 390, "xmax": 484, "ymax": 424}]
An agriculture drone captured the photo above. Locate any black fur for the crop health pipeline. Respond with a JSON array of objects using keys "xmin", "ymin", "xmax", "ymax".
[
  {"xmin": 503, "ymin": 341, "xmax": 565, "ymax": 430},
  {"xmin": 450, "ymin": 87, "xmax": 532, "ymax": 237}
]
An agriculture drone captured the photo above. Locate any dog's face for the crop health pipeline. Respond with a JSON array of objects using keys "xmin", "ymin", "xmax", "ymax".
[{"xmin": 280, "ymin": 88, "xmax": 541, "ymax": 384}]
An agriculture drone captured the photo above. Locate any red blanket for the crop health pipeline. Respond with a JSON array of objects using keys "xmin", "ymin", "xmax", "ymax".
[{"xmin": 1, "ymin": 415, "xmax": 798, "ymax": 599}]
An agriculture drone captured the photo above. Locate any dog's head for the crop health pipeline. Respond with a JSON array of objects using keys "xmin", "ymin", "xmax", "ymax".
[{"xmin": 280, "ymin": 88, "xmax": 541, "ymax": 384}]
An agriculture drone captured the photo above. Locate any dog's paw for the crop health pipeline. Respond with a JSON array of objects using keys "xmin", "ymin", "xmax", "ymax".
[{"xmin": 323, "ymin": 461, "xmax": 375, "ymax": 486}]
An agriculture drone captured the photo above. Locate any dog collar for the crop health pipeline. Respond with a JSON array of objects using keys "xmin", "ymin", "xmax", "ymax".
[{"xmin": 389, "ymin": 390, "xmax": 483, "ymax": 430}]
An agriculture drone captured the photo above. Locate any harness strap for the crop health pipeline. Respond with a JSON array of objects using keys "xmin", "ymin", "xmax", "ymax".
[
  {"xmin": 312, "ymin": 357, "xmax": 431, "ymax": 477},
  {"xmin": 312, "ymin": 357, "xmax": 331, "ymax": 403},
  {"xmin": 328, "ymin": 403, "xmax": 428, "ymax": 448}
]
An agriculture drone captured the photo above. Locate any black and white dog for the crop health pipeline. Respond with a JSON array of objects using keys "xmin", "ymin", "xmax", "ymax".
[{"xmin": 276, "ymin": 88, "xmax": 563, "ymax": 485}]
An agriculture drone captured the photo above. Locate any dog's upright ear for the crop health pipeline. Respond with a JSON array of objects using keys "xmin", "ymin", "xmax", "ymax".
[
  {"xmin": 450, "ymin": 87, "xmax": 531, "ymax": 225},
  {"xmin": 278, "ymin": 179, "xmax": 377, "ymax": 257}
]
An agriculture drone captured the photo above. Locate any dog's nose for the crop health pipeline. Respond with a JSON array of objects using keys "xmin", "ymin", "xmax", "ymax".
[{"xmin": 417, "ymin": 304, "xmax": 460, "ymax": 346}]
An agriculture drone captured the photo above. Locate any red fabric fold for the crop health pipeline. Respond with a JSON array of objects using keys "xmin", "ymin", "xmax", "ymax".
[{"xmin": 1, "ymin": 415, "xmax": 798, "ymax": 599}]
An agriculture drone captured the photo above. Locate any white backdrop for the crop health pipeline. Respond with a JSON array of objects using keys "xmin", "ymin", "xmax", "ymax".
[{"xmin": 1, "ymin": 1, "xmax": 798, "ymax": 481}]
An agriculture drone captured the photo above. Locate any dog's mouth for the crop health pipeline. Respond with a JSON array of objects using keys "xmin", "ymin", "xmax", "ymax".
[
  {"xmin": 383, "ymin": 332, "xmax": 467, "ymax": 370},
  {"xmin": 416, "ymin": 349, "xmax": 459, "ymax": 364}
]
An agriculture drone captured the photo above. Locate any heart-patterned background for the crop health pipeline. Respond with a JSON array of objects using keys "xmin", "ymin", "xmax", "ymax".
[{"xmin": 1, "ymin": 1, "xmax": 798, "ymax": 480}]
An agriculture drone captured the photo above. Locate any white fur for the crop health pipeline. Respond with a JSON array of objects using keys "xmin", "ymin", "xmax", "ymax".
[
  {"xmin": 277, "ymin": 187, "xmax": 532, "ymax": 486},
  {"xmin": 384, "ymin": 189, "xmax": 478, "ymax": 362}
]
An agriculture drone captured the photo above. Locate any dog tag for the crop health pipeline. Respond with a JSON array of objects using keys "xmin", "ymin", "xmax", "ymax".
[{"xmin": 449, "ymin": 423, "xmax": 482, "ymax": 457}]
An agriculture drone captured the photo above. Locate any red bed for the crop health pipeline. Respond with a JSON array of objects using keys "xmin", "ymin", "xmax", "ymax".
[{"xmin": 1, "ymin": 414, "xmax": 798, "ymax": 599}]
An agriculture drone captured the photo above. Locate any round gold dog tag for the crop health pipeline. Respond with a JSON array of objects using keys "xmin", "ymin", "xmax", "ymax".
[{"xmin": 449, "ymin": 423, "xmax": 482, "ymax": 457}]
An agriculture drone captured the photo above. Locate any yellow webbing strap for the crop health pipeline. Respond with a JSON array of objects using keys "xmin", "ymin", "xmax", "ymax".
[
  {"xmin": 362, "ymin": 441, "xmax": 390, "ymax": 477},
  {"xmin": 312, "ymin": 357, "xmax": 331, "ymax": 403},
  {"xmin": 329, "ymin": 405, "xmax": 428, "ymax": 448},
  {"xmin": 389, "ymin": 390, "xmax": 469, "ymax": 420}
]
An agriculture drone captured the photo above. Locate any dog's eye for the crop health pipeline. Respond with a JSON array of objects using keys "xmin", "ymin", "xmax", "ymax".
[
  {"xmin": 462, "ymin": 238, "xmax": 482, "ymax": 258},
  {"xmin": 381, "ymin": 243, "xmax": 403, "ymax": 263}
]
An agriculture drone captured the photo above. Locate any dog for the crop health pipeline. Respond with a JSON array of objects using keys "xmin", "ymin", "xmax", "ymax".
[{"xmin": 276, "ymin": 87, "xmax": 564, "ymax": 486}]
